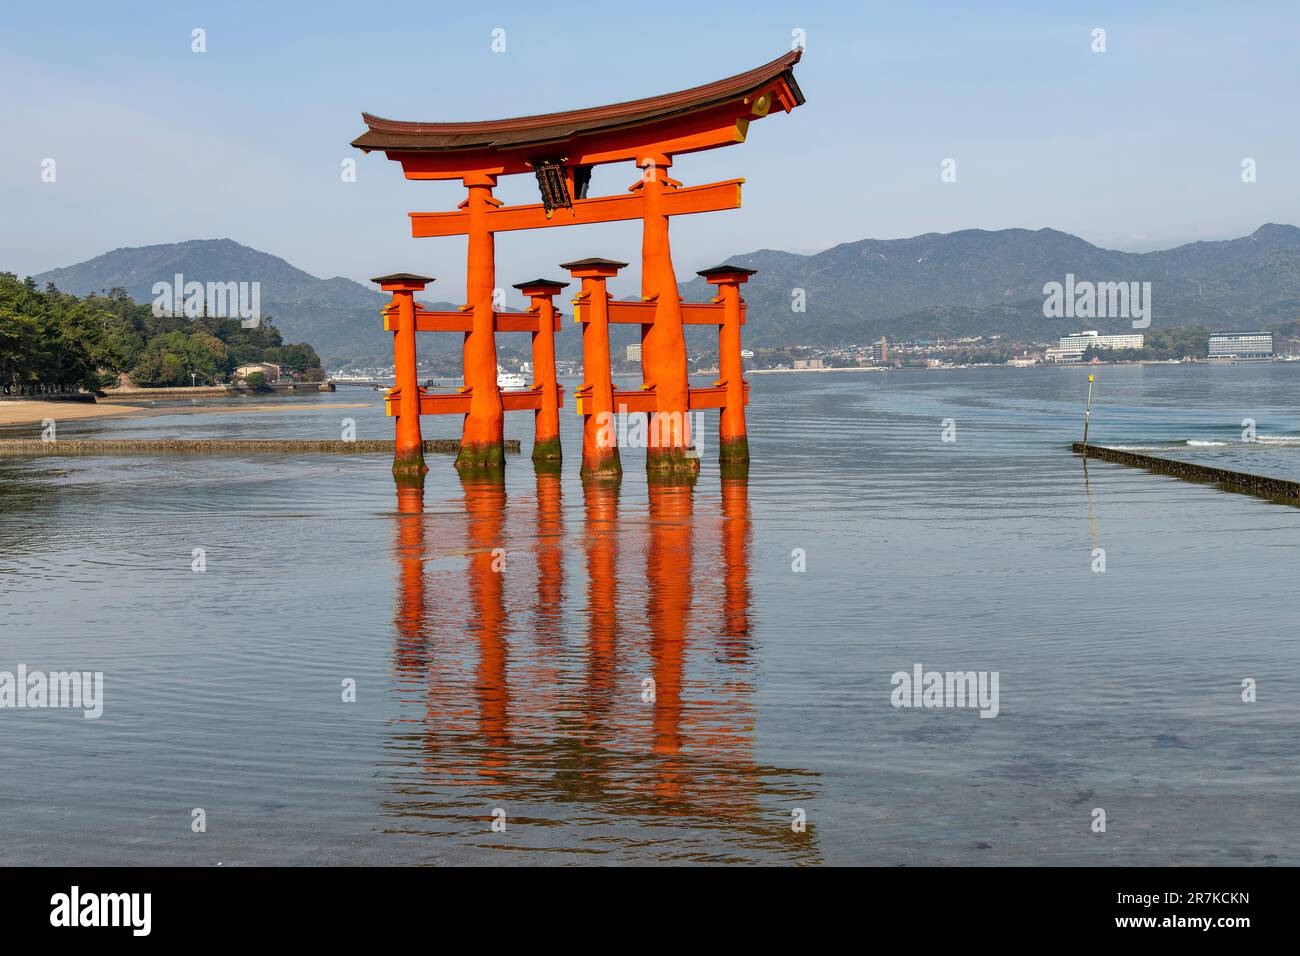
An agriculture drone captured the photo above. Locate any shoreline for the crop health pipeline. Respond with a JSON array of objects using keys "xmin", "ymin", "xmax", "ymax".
[
  {"xmin": 5, "ymin": 359, "xmax": 1291, "ymax": 426},
  {"xmin": 0, "ymin": 399, "xmax": 375, "ymax": 428},
  {"xmin": 746, "ymin": 358, "xmax": 1297, "ymax": 374},
  {"xmin": 747, "ymin": 366, "xmax": 888, "ymax": 375},
  {"xmin": 0, "ymin": 437, "xmax": 520, "ymax": 456}
]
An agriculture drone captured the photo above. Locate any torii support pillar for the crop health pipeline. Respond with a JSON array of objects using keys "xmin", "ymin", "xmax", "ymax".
[
  {"xmin": 373, "ymin": 273, "xmax": 432, "ymax": 478},
  {"xmin": 513, "ymin": 278, "xmax": 569, "ymax": 467},
  {"xmin": 457, "ymin": 173, "xmax": 506, "ymax": 473},
  {"xmin": 698, "ymin": 264, "xmax": 756, "ymax": 466},
  {"xmin": 638, "ymin": 153, "xmax": 698, "ymax": 477},
  {"xmin": 564, "ymin": 258, "xmax": 625, "ymax": 481}
]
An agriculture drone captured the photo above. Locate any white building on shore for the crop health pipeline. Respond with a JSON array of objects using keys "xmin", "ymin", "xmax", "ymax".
[
  {"xmin": 1044, "ymin": 330, "xmax": 1144, "ymax": 363},
  {"xmin": 1208, "ymin": 331, "xmax": 1273, "ymax": 363}
]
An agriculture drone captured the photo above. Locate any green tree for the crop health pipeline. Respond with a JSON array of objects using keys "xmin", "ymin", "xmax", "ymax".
[{"xmin": 0, "ymin": 274, "xmax": 324, "ymax": 392}]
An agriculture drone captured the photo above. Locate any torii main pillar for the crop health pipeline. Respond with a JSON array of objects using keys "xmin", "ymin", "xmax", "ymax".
[
  {"xmin": 457, "ymin": 173, "xmax": 506, "ymax": 472},
  {"xmin": 638, "ymin": 153, "xmax": 696, "ymax": 477}
]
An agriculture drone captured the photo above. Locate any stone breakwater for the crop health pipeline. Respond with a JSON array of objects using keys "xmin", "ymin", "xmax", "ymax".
[
  {"xmin": 0, "ymin": 439, "xmax": 520, "ymax": 456},
  {"xmin": 102, "ymin": 382, "xmax": 334, "ymax": 398},
  {"xmin": 100, "ymin": 386, "xmax": 234, "ymax": 398},
  {"xmin": 1073, "ymin": 442, "xmax": 1300, "ymax": 503}
]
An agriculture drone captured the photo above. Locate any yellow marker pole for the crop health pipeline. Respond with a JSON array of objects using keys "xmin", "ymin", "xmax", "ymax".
[{"xmin": 1082, "ymin": 373, "xmax": 1094, "ymax": 455}]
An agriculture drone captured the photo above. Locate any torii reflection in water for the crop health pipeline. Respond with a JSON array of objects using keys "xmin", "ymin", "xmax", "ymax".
[{"xmin": 385, "ymin": 468, "xmax": 820, "ymax": 863}]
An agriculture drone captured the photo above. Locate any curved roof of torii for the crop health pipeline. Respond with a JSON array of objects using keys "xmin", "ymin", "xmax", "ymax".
[{"xmin": 352, "ymin": 50, "xmax": 804, "ymax": 154}]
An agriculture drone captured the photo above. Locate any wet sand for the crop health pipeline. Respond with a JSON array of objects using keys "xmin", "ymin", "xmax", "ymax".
[
  {"xmin": 0, "ymin": 400, "xmax": 144, "ymax": 426},
  {"xmin": 0, "ymin": 399, "xmax": 374, "ymax": 427},
  {"xmin": 142, "ymin": 401, "xmax": 373, "ymax": 417}
]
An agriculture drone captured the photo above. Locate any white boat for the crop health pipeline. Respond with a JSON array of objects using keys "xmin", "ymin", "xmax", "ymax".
[{"xmin": 497, "ymin": 370, "xmax": 528, "ymax": 389}]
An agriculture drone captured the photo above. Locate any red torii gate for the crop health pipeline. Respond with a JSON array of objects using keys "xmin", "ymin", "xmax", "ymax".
[{"xmin": 353, "ymin": 51, "xmax": 804, "ymax": 477}]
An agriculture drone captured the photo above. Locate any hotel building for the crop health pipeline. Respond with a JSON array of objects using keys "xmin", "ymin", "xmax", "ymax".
[
  {"xmin": 1208, "ymin": 331, "xmax": 1273, "ymax": 363},
  {"xmin": 1044, "ymin": 330, "xmax": 1144, "ymax": 363}
]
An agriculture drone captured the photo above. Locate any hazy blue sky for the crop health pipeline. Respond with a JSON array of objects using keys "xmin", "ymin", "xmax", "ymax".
[{"xmin": 3, "ymin": 0, "xmax": 1298, "ymax": 301}]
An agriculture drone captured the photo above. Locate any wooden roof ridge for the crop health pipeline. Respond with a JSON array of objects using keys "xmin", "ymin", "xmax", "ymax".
[{"xmin": 353, "ymin": 50, "xmax": 803, "ymax": 152}]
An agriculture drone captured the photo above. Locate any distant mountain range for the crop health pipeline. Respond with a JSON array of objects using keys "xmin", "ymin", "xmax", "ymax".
[
  {"xmin": 678, "ymin": 223, "xmax": 1300, "ymax": 348},
  {"xmin": 28, "ymin": 225, "xmax": 1300, "ymax": 366},
  {"xmin": 31, "ymin": 239, "xmax": 458, "ymax": 368}
]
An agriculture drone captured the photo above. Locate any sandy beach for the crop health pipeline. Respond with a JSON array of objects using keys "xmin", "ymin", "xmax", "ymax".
[
  {"xmin": 0, "ymin": 401, "xmax": 144, "ymax": 427},
  {"xmin": 0, "ymin": 400, "xmax": 374, "ymax": 427}
]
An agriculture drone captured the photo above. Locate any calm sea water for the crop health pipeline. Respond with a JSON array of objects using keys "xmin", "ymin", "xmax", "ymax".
[{"xmin": 2, "ymin": 363, "xmax": 1298, "ymax": 865}]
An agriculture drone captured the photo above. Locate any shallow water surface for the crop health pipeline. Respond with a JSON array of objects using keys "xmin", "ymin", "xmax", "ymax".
[{"xmin": 1, "ymin": 364, "xmax": 1297, "ymax": 865}]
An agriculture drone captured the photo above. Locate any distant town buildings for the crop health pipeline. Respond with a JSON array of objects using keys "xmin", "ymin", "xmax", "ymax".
[
  {"xmin": 1208, "ymin": 331, "xmax": 1273, "ymax": 363},
  {"xmin": 625, "ymin": 344, "xmax": 642, "ymax": 362},
  {"xmin": 869, "ymin": 337, "xmax": 888, "ymax": 364},
  {"xmin": 1044, "ymin": 330, "xmax": 1144, "ymax": 363},
  {"xmin": 793, "ymin": 358, "xmax": 825, "ymax": 369}
]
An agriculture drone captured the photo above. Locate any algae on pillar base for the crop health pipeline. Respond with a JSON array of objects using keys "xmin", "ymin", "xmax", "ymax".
[
  {"xmin": 718, "ymin": 436, "xmax": 750, "ymax": 466},
  {"xmin": 646, "ymin": 443, "xmax": 701, "ymax": 476},
  {"xmin": 580, "ymin": 447, "xmax": 623, "ymax": 482},
  {"xmin": 531, "ymin": 436, "xmax": 563, "ymax": 467},
  {"xmin": 455, "ymin": 440, "xmax": 505, "ymax": 473},
  {"xmin": 392, "ymin": 452, "xmax": 428, "ymax": 479}
]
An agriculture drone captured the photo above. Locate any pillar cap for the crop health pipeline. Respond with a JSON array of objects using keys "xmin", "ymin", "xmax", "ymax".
[
  {"xmin": 372, "ymin": 273, "xmax": 434, "ymax": 291},
  {"xmin": 697, "ymin": 263, "xmax": 757, "ymax": 283},
  {"xmin": 560, "ymin": 257, "xmax": 627, "ymax": 278},
  {"xmin": 512, "ymin": 278, "xmax": 570, "ymax": 293}
]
